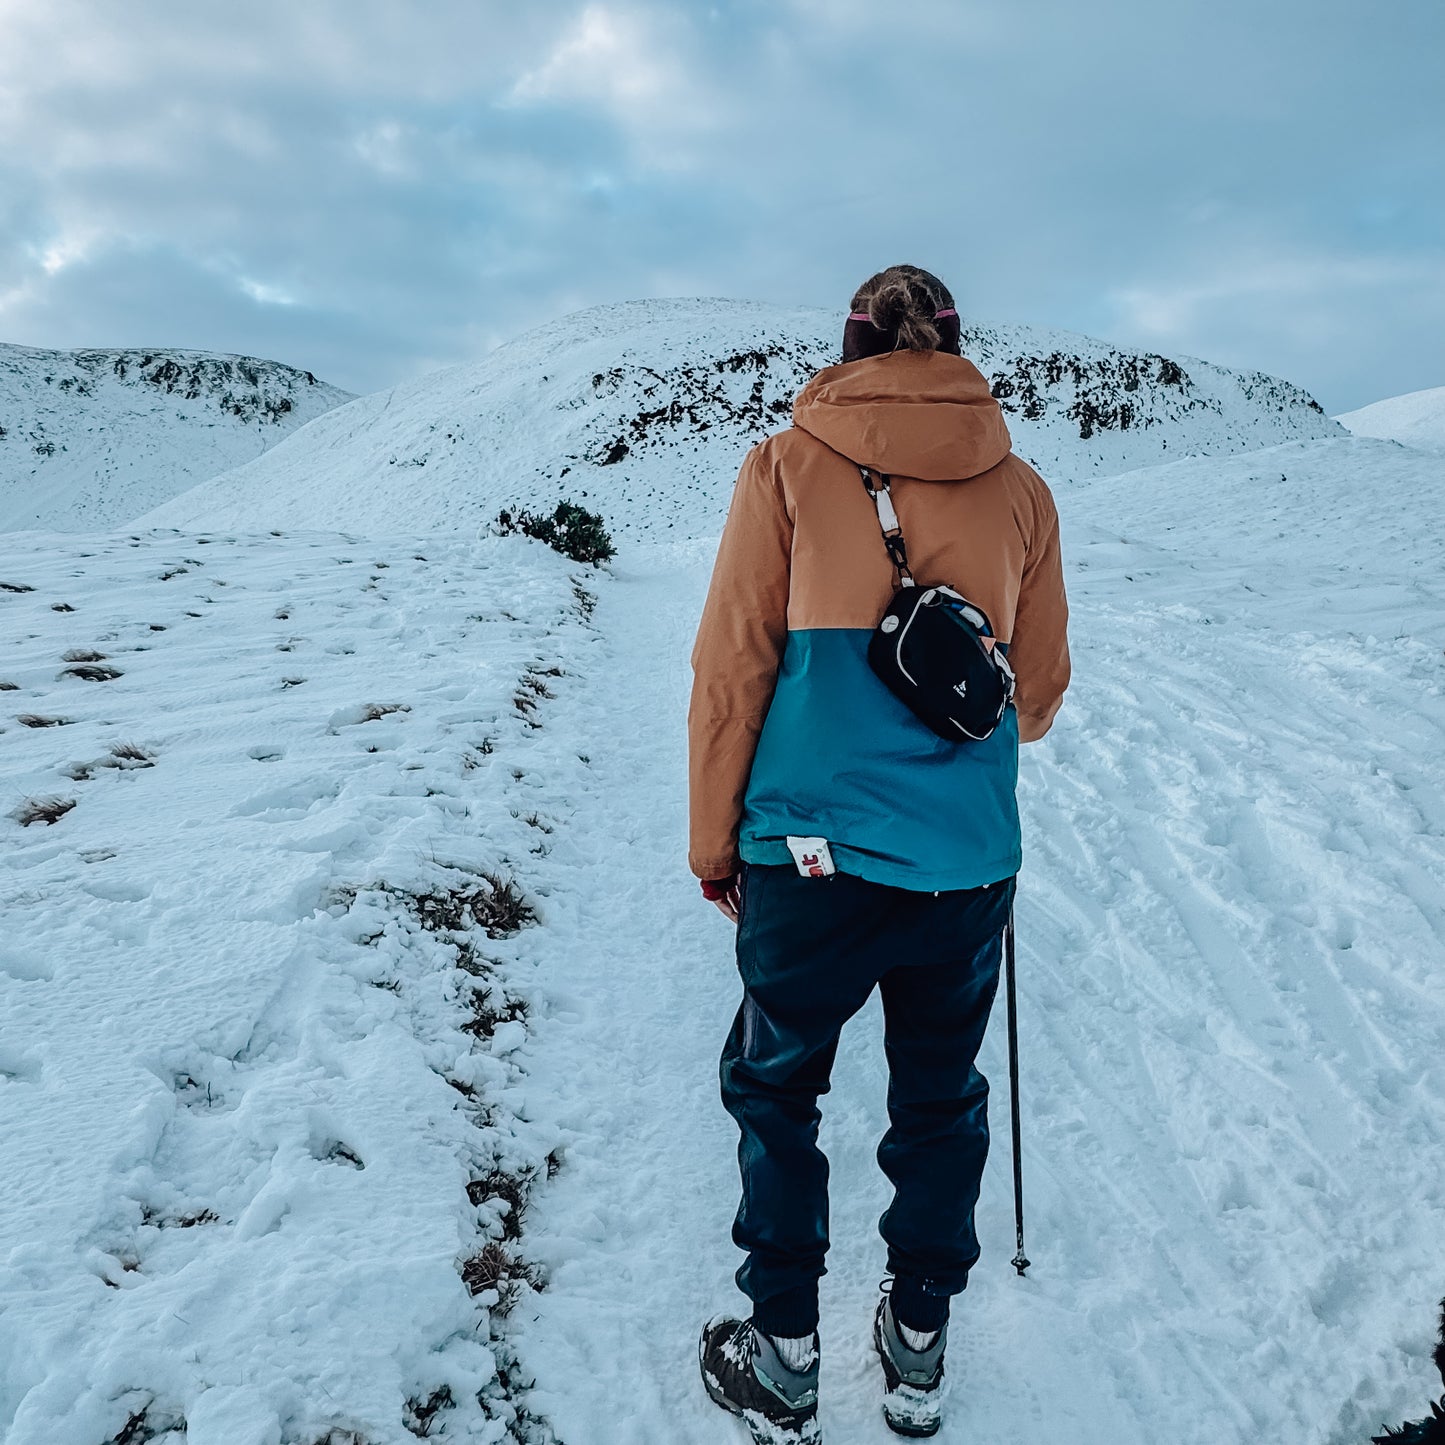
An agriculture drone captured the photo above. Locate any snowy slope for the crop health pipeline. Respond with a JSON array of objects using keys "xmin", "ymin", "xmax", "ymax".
[
  {"xmin": 137, "ymin": 299, "xmax": 1340, "ymax": 540},
  {"xmin": 507, "ymin": 433, "xmax": 1445, "ymax": 1445},
  {"xmin": 0, "ymin": 344, "xmax": 353, "ymax": 532},
  {"xmin": 1, "ymin": 528, "xmax": 599, "ymax": 1444},
  {"xmin": 1337, "ymin": 384, "xmax": 1445, "ymax": 451},
  {"xmin": 4, "ymin": 423, "xmax": 1443, "ymax": 1439}
]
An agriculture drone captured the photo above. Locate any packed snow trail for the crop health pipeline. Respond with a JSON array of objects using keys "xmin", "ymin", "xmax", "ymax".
[{"xmin": 512, "ymin": 446, "xmax": 1445, "ymax": 1443}]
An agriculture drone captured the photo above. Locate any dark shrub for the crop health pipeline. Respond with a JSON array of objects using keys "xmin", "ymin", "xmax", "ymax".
[{"xmin": 496, "ymin": 501, "xmax": 615, "ymax": 566}]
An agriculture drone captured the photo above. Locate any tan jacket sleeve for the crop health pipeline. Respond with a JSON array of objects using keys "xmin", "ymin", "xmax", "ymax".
[
  {"xmin": 687, "ymin": 443, "xmax": 792, "ymax": 879},
  {"xmin": 1009, "ymin": 482, "xmax": 1071, "ymax": 742}
]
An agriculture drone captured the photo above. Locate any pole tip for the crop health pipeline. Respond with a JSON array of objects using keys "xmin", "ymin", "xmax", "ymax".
[{"xmin": 1011, "ymin": 1251, "xmax": 1031, "ymax": 1277}]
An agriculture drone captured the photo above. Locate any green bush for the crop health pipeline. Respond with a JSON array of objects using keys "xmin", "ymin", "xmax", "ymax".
[{"xmin": 496, "ymin": 500, "xmax": 615, "ymax": 566}]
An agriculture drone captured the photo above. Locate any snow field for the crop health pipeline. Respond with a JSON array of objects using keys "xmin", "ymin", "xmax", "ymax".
[
  {"xmin": 509, "ymin": 436, "xmax": 1445, "ymax": 1443},
  {"xmin": 0, "ymin": 527, "xmax": 602, "ymax": 1443},
  {"xmin": 1337, "ymin": 386, "xmax": 1445, "ymax": 452},
  {"xmin": 1, "ymin": 424, "xmax": 1441, "ymax": 1444}
]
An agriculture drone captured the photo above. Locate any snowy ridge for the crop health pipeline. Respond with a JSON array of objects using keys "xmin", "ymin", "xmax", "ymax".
[
  {"xmin": 0, "ymin": 344, "xmax": 353, "ymax": 533},
  {"xmin": 1336, "ymin": 384, "xmax": 1445, "ymax": 451},
  {"xmin": 137, "ymin": 298, "xmax": 1341, "ymax": 540}
]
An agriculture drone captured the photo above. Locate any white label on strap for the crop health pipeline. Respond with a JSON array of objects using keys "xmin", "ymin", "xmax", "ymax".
[
  {"xmin": 874, "ymin": 484, "xmax": 900, "ymax": 533},
  {"xmin": 785, "ymin": 836, "xmax": 837, "ymax": 878}
]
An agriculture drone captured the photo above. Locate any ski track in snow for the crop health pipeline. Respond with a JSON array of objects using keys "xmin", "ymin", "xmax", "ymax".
[{"xmin": 514, "ymin": 456, "xmax": 1445, "ymax": 1443}]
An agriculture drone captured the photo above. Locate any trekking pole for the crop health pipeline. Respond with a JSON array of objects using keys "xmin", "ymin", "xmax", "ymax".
[{"xmin": 1005, "ymin": 904, "xmax": 1031, "ymax": 1276}]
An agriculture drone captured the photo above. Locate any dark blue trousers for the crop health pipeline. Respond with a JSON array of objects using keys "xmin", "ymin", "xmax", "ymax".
[{"xmin": 721, "ymin": 862, "xmax": 1015, "ymax": 1339}]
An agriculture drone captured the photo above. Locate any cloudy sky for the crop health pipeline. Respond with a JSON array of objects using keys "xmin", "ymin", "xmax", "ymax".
[{"xmin": 1, "ymin": 0, "xmax": 1440, "ymax": 412}]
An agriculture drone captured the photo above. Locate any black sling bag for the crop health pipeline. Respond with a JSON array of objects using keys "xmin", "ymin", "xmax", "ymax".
[{"xmin": 859, "ymin": 465, "xmax": 1016, "ymax": 743}]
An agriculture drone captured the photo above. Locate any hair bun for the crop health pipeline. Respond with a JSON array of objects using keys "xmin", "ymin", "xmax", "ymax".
[
  {"xmin": 846, "ymin": 264, "xmax": 957, "ymax": 359},
  {"xmin": 868, "ymin": 278, "xmax": 913, "ymax": 330}
]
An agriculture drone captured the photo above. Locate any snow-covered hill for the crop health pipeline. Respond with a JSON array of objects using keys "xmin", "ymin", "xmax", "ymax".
[
  {"xmin": 138, "ymin": 299, "xmax": 1341, "ymax": 540},
  {"xmin": 4, "ymin": 421, "xmax": 1444, "ymax": 1442},
  {"xmin": 1336, "ymin": 384, "xmax": 1445, "ymax": 451},
  {"xmin": 0, "ymin": 344, "xmax": 353, "ymax": 532}
]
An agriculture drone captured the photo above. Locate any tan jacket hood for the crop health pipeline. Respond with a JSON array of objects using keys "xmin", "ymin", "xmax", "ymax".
[{"xmin": 792, "ymin": 349, "xmax": 1012, "ymax": 481}]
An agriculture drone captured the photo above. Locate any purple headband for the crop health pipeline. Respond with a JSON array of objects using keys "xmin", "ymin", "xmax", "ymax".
[{"xmin": 848, "ymin": 307, "xmax": 957, "ymax": 324}]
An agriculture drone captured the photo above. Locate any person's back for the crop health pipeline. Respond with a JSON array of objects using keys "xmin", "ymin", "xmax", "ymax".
[{"xmin": 689, "ymin": 264, "xmax": 1070, "ymax": 1443}]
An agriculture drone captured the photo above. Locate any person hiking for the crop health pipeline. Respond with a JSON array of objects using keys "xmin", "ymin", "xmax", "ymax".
[{"xmin": 688, "ymin": 264, "xmax": 1071, "ymax": 1442}]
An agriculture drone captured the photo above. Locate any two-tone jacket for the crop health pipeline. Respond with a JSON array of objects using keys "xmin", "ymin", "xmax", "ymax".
[{"xmin": 688, "ymin": 347, "xmax": 1070, "ymax": 891}]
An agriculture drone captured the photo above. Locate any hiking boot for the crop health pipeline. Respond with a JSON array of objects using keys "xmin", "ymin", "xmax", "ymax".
[
  {"xmin": 873, "ymin": 1291, "xmax": 947, "ymax": 1437},
  {"xmin": 699, "ymin": 1315, "xmax": 821, "ymax": 1444}
]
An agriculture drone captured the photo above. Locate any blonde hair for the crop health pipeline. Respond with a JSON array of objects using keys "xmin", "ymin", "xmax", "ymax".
[{"xmin": 849, "ymin": 264, "xmax": 955, "ymax": 352}]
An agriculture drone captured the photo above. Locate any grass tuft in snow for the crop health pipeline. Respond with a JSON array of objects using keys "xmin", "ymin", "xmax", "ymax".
[
  {"xmin": 357, "ymin": 701, "xmax": 409, "ymax": 722},
  {"xmin": 109, "ymin": 740, "xmax": 156, "ymax": 766},
  {"xmin": 376, "ymin": 872, "xmax": 538, "ymax": 939},
  {"xmin": 139, "ymin": 1204, "xmax": 220, "ymax": 1229},
  {"xmin": 402, "ymin": 1385, "xmax": 453, "ymax": 1439},
  {"xmin": 462, "ymin": 986, "xmax": 528, "ymax": 1041},
  {"xmin": 60, "ymin": 661, "xmax": 123, "ymax": 681},
  {"xmin": 461, "ymin": 737, "xmax": 496, "ymax": 771},
  {"xmin": 460, "ymin": 1241, "xmax": 545, "ymax": 1315},
  {"xmin": 519, "ymin": 671, "xmax": 557, "ymax": 701},
  {"xmin": 467, "ymin": 1169, "xmax": 533, "ymax": 1242},
  {"xmin": 487, "ymin": 1351, "xmax": 556, "ymax": 1445},
  {"xmin": 12, "ymin": 794, "xmax": 77, "ymax": 826},
  {"xmin": 101, "ymin": 1399, "xmax": 186, "ymax": 1445},
  {"xmin": 570, "ymin": 578, "xmax": 597, "ymax": 620},
  {"xmin": 65, "ymin": 741, "xmax": 158, "ymax": 781},
  {"xmin": 452, "ymin": 938, "xmax": 503, "ymax": 977}
]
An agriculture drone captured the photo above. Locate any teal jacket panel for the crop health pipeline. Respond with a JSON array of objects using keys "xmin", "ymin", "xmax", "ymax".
[{"xmin": 738, "ymin": 628, "xmax": 1021, "ymax": 891}]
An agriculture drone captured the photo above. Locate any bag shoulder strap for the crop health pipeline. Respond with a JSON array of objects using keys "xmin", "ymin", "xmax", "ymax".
[{"xmin": 859, "ymin": 466, "xmax": 915, "ymax": 587}]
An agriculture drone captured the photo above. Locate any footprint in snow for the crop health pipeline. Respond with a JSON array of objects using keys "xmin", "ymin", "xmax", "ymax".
[
  {"xmin": 308, "ymin": 1125, "xmax": 366, "ymax": 1170},
  {"xmin": 0, "ymin": 1045, "xmax": 43, "ymax": 1084},
  {"xmin": 326, "ymin": 701, "xmax": 411, "ymax": 729},
  {"xmin": 0, "ymin": 944, "xmax": 56, "ymax": 982},
  {"xmin": 164, "ymin": 1065, "xmax": 239, "ymax": 1115},
  {"xmin": 80, "ymin": 878, "xmax": 152, "ymax": 904}
]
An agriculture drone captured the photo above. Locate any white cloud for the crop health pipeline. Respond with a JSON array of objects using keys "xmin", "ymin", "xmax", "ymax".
[
  {"xmin": 506, "ymin": 4, "xmax": 720, "ymax": 166},
  {"xmin": 353, "ymin": 121, "xmax": 411, "ymax": 177},
  {"xmin": 513, "ymin": 7, "xmax": 659, "ymax": 105},
  {"xmin": 1109, "ymin": 250, "xmax": 1445, "ymax": 344},
  {"xmin": 238, "ymin": 276, "xmax": 298, "ymax": 307},
  {"xmin": 37, "ymin": 229, "xmax": 100, "ymax": 276}
]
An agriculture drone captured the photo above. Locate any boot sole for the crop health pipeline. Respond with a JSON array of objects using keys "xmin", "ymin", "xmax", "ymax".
[{"xmin": 873, "ymin": 1304, "xmax": 942, "ymax": 1438}]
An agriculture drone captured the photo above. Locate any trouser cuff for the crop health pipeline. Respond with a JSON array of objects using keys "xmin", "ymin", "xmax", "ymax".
[
  {"xmin": 751, "ymin": 1282, "xmax": 820, "ymax": 1338},
  {"xmin": 890, "ymin": 1273, "xmax": 954, "ymax": 1333}
]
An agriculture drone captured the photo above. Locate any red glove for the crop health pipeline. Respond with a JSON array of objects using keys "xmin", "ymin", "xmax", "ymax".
[{"xmin": 700, "ymin": 874, "xmax": 740, "ymax": 902}]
